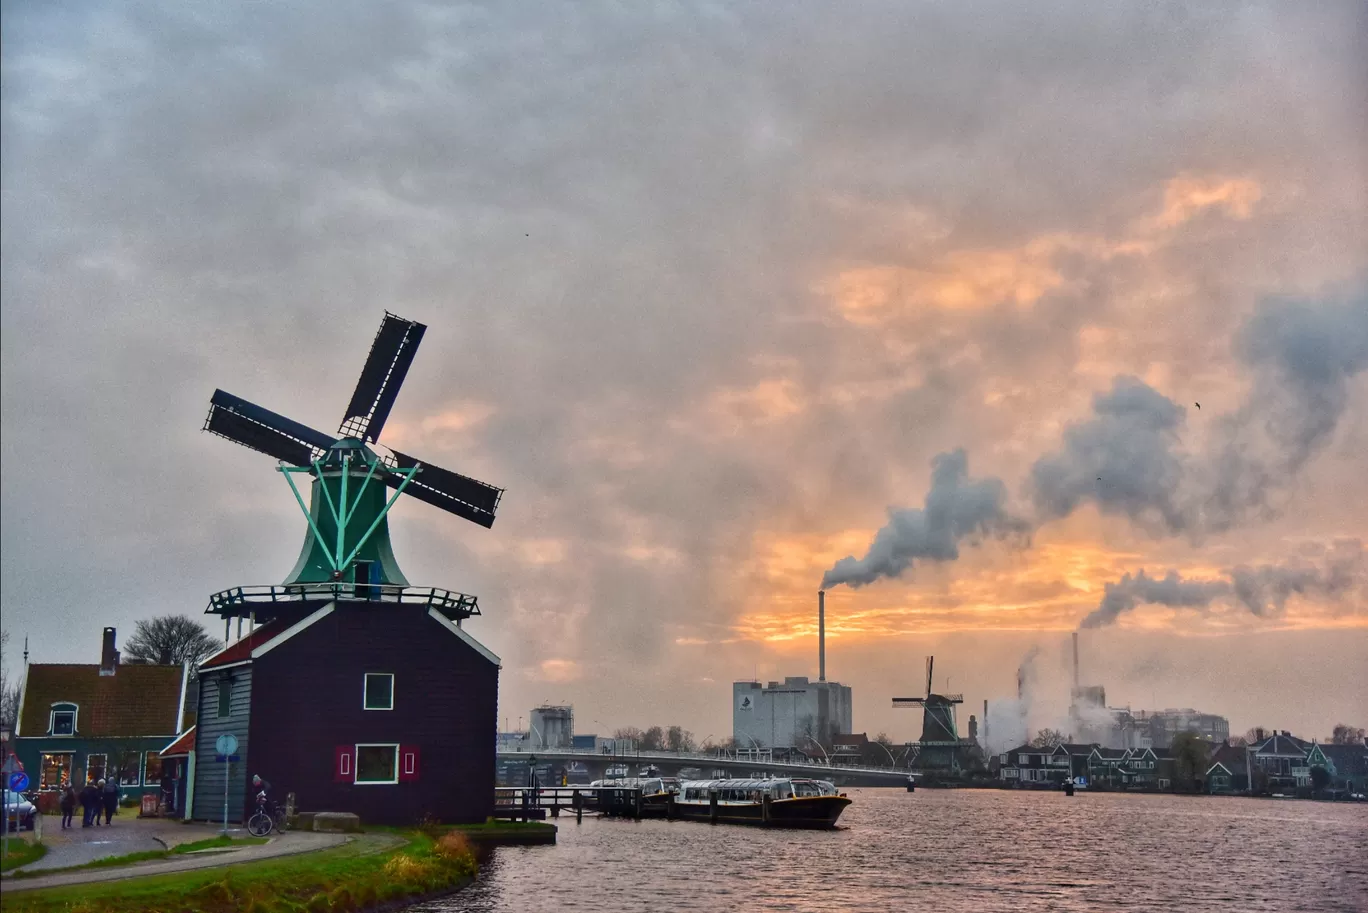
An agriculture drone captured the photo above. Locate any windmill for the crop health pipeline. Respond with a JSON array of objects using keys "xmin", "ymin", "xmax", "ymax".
[
  {"xmin": 202, "ymin": 312, "xmax": 501, "ymax": 623},
  {"xmin": 893, "ymin": 656, "xmax": 965, "ymax": 768}
]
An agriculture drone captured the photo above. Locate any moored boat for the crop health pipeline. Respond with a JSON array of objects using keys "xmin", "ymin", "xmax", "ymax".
[{"xmin": 673, "ymin": 778, "xmax": 851, "ymax": 828}]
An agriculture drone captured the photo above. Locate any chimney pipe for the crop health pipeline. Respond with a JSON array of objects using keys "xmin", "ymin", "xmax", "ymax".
[
  {"xmin": 100, "ymin": 627, "xmax": 119, "ymax": 676},
  {"xmin": 818, "ymin": 590, "xmax": 826, "ymax": 682},
  {"xmin": 1072, "ymin": 632, "xmax": 1080, "ymax": 692}
]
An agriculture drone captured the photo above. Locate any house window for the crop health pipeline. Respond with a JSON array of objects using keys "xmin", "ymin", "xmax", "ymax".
[
  {"xmin": 50, "ymin": 703, "xmax": 78, "ymax": 736},
  {"xmin": 354, "ymin": 744, "xmax": 399, "ymax": 784},
  {"xmin": 118, "ymin": 751, "xmax": 142, "ymax": 787},
  {"xmin": 217, "ymin": 679, "xmax": 232, "ymax": 718},
  {"xmin": 86, "ymin": 754, "xmax": 107, "ymax": 784},
  {"xmin": 40, "ymin": 752, "xmax": 74, "ymax": 789},
  {"xmin": 1019, "ymin": 754, "xmax": 1028, "ymax": 765},
  {"xmin": 363, "ymin": 673, "xmax": 394, "ymax": 711},
  {"xmin": 144, "ymin": 753, "xmax": 164, "ymax": 786}
]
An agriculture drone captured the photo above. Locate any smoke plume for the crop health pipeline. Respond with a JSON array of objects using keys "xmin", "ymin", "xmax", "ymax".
[
  {"xmin": 1032, "ymin": 292, "xmax": 1368, "ymax": 537},
  {"xmin": 821, "ymin": 449, "xmax": 1028, "ymax": 589},
  {"xmin": 1080, "ymin": 539, "xmax": 1367, "ymax": 628},
  {"xmin": 1080, "ymin": 570, "xmax": 1229, "ymax": 628}
]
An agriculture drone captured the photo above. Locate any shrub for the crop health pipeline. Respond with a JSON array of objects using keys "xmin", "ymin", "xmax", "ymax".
[
  {"xmin": 415, "ymin": 811, "xmax": 444, "ymax": 840},
  {"xmin": 434, "ymin": 832, "xmax": 473, "ymax": 862}
]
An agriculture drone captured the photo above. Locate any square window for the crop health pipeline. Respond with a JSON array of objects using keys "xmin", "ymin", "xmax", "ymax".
[
  {"xmin": 52, "ymin": 710, "xmax": 76, "ymax": 736},
  {"xmin": 118, "ymin": 751, "xmax": 142, "ymax": 787},
  {"xmin": 41, "ymin": 753, "xmax": 74, "ymax": 789},
  {"xmin": 355, "ymin": 744, "xmax": 398, "ymax": 784},
  {"xmin": 363, "ymin": 673, "xmax": 394, "ymax": 711}
]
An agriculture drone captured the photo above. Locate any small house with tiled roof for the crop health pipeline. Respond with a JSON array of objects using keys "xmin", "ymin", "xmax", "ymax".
[
  {"xmin": 1205, "ymin": 740, "xmax": 1252, "ymax": 793},
  {"xmin": 13, "ymin": 627, "xmax": 192, "ymax": 804}
]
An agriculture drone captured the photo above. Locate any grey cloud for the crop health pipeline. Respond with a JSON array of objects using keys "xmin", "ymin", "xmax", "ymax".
[{"xmin": 821, "ymin": 449, "xmax": 1028, "ymax": 589}]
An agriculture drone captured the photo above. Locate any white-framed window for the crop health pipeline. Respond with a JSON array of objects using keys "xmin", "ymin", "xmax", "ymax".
[
  {"xmin": 143, "ymin": 752, "xmax": 164, "ymax": 786},
  {"xmin": 1019, "ymin": 754, "xmax": 1029, "ymax": 765},
  {"xmin": 40, "ymin": 752, "xmax": 74, "ymax": 789},
  {"xmin": 118, "ymin": 751, "xmax": 142, "ymax": 787},
  {"xmin": 354, "ymin": 744, "xmax": 399, "ymax": 784},
  {"xmin": 50, "ymin": 702, "xmax": 78, "ymax": 736},
  {"xmin": 363, "ymin": 673, "xmax": 394, "ymax": 711}
]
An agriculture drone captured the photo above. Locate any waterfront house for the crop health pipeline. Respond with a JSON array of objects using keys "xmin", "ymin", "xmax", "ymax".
[
  {"xmin": 13, "ymin": 628, "xmax": 193, "ymax": 804},
  {"xmin": 998, "ymin": 745, "xmax": 1069, "ymax": 785},
  {"xmin": 1250, "ymin": 732, "xmax": 1311, "ymax": 789},
  {"xmin": 1058, "ymin": 744, "xmax": 1097, "ymax": 781},
  {"xmin": 1205, "ymin": 741, "xmax": 1253, "ymax": 793},
  {"xmin": 1309, "ymin": 742, "xmax": 1368, "ymax": 793},
  {"xmin": 1086, "ymin": 746, "xmax": 1135, "ymax": 788}
]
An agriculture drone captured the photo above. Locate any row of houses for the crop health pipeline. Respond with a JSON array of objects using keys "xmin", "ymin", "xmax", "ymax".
[{"xmin": 997, "ymin": 730, "xmax": 1368, "ymax": 795}]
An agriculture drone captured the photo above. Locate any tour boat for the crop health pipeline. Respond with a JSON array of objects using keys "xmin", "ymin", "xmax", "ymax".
[
  {"xmin": 673, "ymin": 778, "xmax": 851, "ymax": 828},
  {"xmin": 590, "ymin": 776, "xmax": 681, "ymax": 816}
]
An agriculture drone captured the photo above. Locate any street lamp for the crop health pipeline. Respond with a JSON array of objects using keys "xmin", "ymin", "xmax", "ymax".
[{"xmin": 801, "ymin": 736, "xmax": 829, "ymax": 765}]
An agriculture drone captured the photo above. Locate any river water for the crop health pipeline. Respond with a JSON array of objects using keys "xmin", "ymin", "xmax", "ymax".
[{"xmin": 413, "ymin": 789, "xmax": 1368, "ymax": 913}]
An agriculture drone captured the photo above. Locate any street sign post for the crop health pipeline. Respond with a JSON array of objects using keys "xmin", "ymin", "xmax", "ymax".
[
  {"xmin": 215, "ymin": 734, "xmax": 240, "ymax": 835},
  {"xmin": 0, "ymin": 754, "xmax": 25, "ymax": 870}
]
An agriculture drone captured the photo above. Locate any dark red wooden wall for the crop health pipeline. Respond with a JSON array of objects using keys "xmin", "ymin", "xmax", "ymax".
[{"xmin": 246, "ymin": 603, "xmax": 498, "ymax": 825}]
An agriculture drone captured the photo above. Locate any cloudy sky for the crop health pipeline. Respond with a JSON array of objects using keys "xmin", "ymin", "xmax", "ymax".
[{"xmin": 3, "ymin": 2, "xmax": 1365, "ymax": 746}]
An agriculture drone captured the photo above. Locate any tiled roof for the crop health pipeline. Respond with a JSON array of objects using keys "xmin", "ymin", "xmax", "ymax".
[
  {"xmin": 19, "ymin": 663, "xmax": 185, "ymax": 738},
  {"xmin": 200, "ymin": 621, "xmax": 283, "ymax": 669},
  {"xmin": 161, "ymin": 726, "xmax": 197, "ymax": 757},
  {"xmin": 1253, "ymin": 734, "xmax": 1308, "ymax": 758},
  {"xmin": 1060, "ymin": 743, "xmax": 1098, "ymax": 755}
]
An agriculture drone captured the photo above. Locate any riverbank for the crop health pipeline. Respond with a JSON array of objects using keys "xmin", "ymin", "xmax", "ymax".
[{"xmin": 0, "ymin": 829, "xmax": 475, "ymax": 912}]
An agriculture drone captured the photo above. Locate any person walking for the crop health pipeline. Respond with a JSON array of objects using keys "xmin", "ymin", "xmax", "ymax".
[
  {"xmin": 102, "ymin": 776, "xmax": 121, "ymax": 825},
  {"xmin": 59, "ymin": 780, "xmax": 77, "ymax": 829},
  {"xmin": 80, "ymin": 780, "xmax": 100, "ymax": 827}
]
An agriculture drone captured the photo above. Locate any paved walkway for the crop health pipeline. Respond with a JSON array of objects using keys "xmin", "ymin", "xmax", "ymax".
[{"xmin": 0, "ymin": 814, "xmax": 369, "ymax": 894}]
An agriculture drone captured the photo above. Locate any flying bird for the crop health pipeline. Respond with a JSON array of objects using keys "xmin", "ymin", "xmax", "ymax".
[{"xmin": 1195, "ymin": 402, "xmax": 1201, "ymax": 409}]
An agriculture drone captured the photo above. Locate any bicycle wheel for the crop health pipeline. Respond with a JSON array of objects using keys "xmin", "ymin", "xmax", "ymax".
[{"xmin": 247, "ymin": 811, "xmax": 273, "ymax": 837}]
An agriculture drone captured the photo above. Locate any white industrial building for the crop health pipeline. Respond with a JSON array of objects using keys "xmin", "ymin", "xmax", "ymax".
[{"xmin": 733, "ymin": 676, "xmax": 853, "ymax": 750}]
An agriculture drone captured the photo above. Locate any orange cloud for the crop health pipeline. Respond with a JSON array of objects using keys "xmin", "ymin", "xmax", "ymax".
[{"xmin": 1156, "ymin": 175, "xmax": 1262, "ymax": 228}]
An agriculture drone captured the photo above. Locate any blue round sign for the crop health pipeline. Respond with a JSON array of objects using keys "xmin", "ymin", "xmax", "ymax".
[{"xmin": 8, "ymin": 771, "xmax": 29, "ymax": 792}]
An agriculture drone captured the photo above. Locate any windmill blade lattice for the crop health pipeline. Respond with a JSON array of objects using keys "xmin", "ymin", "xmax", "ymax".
[
  {"xmin": 339, "ymin": 312, "xmax": 427, "ymax": 443},
  {"xmin": 205, "ymin": 389, "xmax": 339, "ymax": 465}
]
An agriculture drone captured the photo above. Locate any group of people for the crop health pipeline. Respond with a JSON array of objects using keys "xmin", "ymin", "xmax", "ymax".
[{"xmin": 57, "ymin": 777, "xmax": 121, "ymax": 828}]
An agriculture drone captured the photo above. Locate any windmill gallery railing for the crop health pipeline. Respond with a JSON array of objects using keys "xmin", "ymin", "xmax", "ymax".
[{"xmin": 206, "ymin": 583, "xmax": 480, "ymax": 619}]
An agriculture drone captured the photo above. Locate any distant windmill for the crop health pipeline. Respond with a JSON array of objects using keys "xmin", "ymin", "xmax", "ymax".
[
  {"xmin": 893, "ymin": 656, "xmax": 964, "ymax": 745},
  {"xmin": 202, "ymin": 312, "xmax": 502, "ymax": 617}
]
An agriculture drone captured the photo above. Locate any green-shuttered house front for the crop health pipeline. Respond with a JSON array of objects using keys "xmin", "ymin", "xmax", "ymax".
[{"xmin": 13, "ymin": 628, "xmax": 193, "ymax": 808}]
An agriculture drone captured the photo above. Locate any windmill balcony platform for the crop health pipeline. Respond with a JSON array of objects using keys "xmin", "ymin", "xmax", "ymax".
[{"xmin": 207, "ymin": 583, "xmax": 480, "ymax": 621}]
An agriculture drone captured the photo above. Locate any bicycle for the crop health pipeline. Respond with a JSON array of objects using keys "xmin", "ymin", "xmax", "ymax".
[{"xmin": 246, "ymin": 791, "xmax": 288, "ymax": 837}]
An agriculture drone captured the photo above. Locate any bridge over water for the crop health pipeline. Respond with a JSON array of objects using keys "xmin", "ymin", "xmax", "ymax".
[{"xmin": 496, "ymin": 747, "xmax": 915, "ymax": 787}]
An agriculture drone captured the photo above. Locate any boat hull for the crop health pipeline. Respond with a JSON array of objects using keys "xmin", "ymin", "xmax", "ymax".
[{"xmin": 673, "ymin": 795, "xmax": 851, "ymax": 828}]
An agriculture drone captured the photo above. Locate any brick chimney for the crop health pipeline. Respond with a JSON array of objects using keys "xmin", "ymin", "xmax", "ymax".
[{"xmin": 100, "ymin": 627, "xmax": 120, "ymax": 676}]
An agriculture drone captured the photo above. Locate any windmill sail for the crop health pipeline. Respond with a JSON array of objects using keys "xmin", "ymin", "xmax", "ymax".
[
  {"xmin": 339, "ymin": 313, "xmax": 426, "ymax": 442},
  {"xmin": 205, "ymin": 390, "xmax": 338, "ymax": 465},
  {"xmin": 386, "ymin": 450, "xmax": 502, "ymax": 528}
]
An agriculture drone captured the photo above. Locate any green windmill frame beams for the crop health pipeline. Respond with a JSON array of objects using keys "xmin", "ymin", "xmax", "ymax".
[{"xmin": 278, "ymin": 455, "xmax": 421, "ymax": 576}]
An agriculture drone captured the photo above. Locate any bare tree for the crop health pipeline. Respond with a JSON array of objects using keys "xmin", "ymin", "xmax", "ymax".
[
  {"xmin": 640, "ymin": 726, "xmax": 665, "ymax": 751},
  {"xmin": 1030, "ymin": 728, "xmax": 1066, "ymax": 749},
  {"xmin": 1170, "ymin": 732, "xmax": 1212, "ymax": 790},
  {"xmin": 1331, "ymin": 724, "xmax": 1366, "ymax": 745},
  {"xmin": 873, "ymin": 732, "xmax": 895, "ymax": 747},
  {"xmin": 0, "ymin": 630, "xmax": 20, "ymax": 733},
  {"xmin": 122, "ymin": 615, "xmax": 220, "ymax": 666},
  {"xmin": 665, "ymin": 725, "xmax": 696, "ymax": 753},
  {"xmin": 612, "ymin": 726, "xmax": 644, "ymax": 743}
]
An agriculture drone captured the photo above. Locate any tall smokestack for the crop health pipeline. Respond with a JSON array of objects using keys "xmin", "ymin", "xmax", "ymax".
[
  {"xmin": 1072, "ymin": 632, "xmax": 1080, "ymax": 692},
  {"xmin": 818, "ymin": 590, "xmax": 826, "ymax": 682},
  {"xmin": 984, "ymin": 699, "xmax": 989, "ymax": 748}
]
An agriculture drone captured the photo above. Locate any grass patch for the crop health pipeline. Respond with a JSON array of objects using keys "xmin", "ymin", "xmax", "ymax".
[
  {"xmin": 6, "ymin": 837, "xmax": 269, "ymax": 879},
  {"xmin": 4, "ymin": 830, "xmax": 477, "ymax": 912},
  {"xmin": 2, "ymin": 838, "xmax": 48, "ymax": 872}
]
